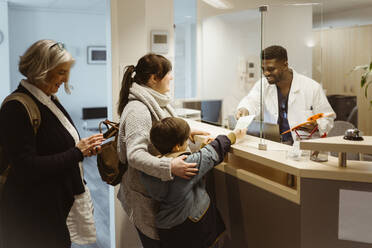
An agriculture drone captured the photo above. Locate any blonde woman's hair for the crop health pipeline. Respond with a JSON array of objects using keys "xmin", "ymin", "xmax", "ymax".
[{"xmin": 19, "ymin": 39, "xmax": 75, "ymax": 94}]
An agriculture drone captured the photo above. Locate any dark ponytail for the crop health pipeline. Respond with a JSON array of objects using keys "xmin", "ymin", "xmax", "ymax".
[
  {"xmin": 117, "ymin": 65, "xmax": 135, "ymax": 116},
  {"xmin": 117, "ymin": 53, "xmax": 172, "ymax": 116}
]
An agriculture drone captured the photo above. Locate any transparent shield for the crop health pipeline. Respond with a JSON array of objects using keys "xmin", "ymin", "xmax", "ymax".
[
  {"xmin": 261, "ymin": 3, "xmax": 324, "ymax": 145},
  {"xmin": 174, "ymin": 0, "xmax": 197, "ymax": 100},
  {"xmin": 197, "ymin": 5, "xmax": 261, "ymax": 128}
]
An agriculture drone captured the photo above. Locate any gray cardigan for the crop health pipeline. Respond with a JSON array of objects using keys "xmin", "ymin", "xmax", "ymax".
[
  {"xmin": 117, "ymin": 83, "xmax": 176, "ymax": 240},
  {"xmin": 141, "ymin": 135, "xmax": 232, "ymax": 229}
]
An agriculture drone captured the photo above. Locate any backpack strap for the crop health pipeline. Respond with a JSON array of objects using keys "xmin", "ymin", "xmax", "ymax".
[{"xmin": 1, "ymin": 92, "xmax": 41, "ymax": 134}]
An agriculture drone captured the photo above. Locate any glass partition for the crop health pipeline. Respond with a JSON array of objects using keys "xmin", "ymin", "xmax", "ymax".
[
  {"xmin": 174, "ymin": 2, "xmax": 330, "ymax": 147},
  {"xmin": 175, "ymin": 0, "xmax": 372, "ymax": 148},
  {"xmin": 260, "ymin": 3, "xmax": 324, "ymax": 145},
  {"xmin": 174, "ymin": 0, "xmax": 197, "ymax": 100},
  {"xmin": 197, "ymin": 7, "xmax": 261, "ymax": 127}
]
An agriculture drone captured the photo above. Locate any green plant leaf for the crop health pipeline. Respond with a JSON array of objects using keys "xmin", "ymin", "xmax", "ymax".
[
  {"xmin": 365, "ymin": 81, "xmax": 371, "ymax": 98},
  {"xmin": 361, "ymin": 74, "xmax": 367, "ymax": 87},
  {"xmin": 369, "ymin": 61, "xmax": 372, "ymax": 71}
]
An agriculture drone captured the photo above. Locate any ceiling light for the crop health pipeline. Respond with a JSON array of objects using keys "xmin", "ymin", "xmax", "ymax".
[
  {"xmin": 202, "ymin": 0, "xmax": 233, "ymax": 9},
  {"xmin": 287, "ymin": 3, "xmax": 321, "ymax": 6}
]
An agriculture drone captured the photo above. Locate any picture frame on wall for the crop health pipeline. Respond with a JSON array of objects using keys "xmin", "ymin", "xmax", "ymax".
[{"xmin": 87, "ymin": 46, "xmax": 106, "ymax": 64}]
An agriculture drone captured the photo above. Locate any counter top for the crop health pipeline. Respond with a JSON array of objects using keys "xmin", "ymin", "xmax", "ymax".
[{"xmin": 186, "ymin": 119, "xmax": 372, "ymax": 204}]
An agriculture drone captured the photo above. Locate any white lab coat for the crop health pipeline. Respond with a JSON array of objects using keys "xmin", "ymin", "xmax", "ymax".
[{"xmin": 237, "ymin": 69, "xmax": 336, "ymax": 140}]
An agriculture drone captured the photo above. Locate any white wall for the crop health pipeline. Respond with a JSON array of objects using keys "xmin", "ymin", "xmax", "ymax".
[
  {"xmin": 146, "ymin": 0, "xmax": 175, "ymax": 99},
  {"xmin": 200, "ymin": 5, "xmax": 313, "ymax": 124},
  {"xmin": 314, "ymin": 6, "xmax": 372, "ymax": 29},
  {"xmin": 110, "ymin": 0, "xmax": 174, "ymax": 247},
  {"xmin": 263, "ymin": 5, "xmax": 313, "ymax": 76},
  {"xmin": 201, "ymin": 11, "xmax": 260, "ymax": 123},
  {"xmin": 0, "ymin": 1, "xmax": 10, "ymax": 102},
  {"xmin": 8, "ymin": 7, "xmax": 106, "ymax": 130}
]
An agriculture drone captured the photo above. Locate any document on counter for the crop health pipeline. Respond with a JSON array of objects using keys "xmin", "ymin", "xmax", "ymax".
[
  {"xmin": 338, "ymin": 189, "xmax": 372, "ymax": 244},
  {"xmin": 234, "ymin": 115, "xmax": 255, "ymax": 131}
]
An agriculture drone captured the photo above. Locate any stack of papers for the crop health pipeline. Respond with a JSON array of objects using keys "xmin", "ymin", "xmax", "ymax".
[{"xmin": 234, "ymin": 115, "xmax": 255, "ymax": 130}]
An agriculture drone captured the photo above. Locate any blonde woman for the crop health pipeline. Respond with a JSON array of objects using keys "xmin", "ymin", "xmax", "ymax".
[{"xmin": 0, "ymin": 39, "xmax": 104, "ymax": 248}]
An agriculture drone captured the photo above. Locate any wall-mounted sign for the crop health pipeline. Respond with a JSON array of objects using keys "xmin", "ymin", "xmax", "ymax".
[
  {"xmin": 151, "ymin": 30, "xmax": 169, "ymax": 54},
  {"xmin": 87, "ymin": 46, "xmax": 106, "ymax": 64}
]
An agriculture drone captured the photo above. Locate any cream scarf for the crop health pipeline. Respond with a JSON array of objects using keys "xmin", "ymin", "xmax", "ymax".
[
  {"xmin": 128, "ymin": 82, "xmax": 176, "ymax": 121},
  {"xmin": 21, "ymin": 80, "xmax": 96, "ymax": 245}
]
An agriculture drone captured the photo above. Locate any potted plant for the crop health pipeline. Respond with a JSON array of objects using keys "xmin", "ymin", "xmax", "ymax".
[
  {"xmin": 351, "ymin": 61, "xmax": 372, "ymax": 161},
  {"xmin": 351, "ymin": 61, "xmax": 372, "ymax": 107}
]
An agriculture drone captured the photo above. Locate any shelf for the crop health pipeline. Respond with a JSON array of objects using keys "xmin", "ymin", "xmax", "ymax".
[{"xmin": 300, "ymin": 136, "xmax": 372, "ymax": 154}]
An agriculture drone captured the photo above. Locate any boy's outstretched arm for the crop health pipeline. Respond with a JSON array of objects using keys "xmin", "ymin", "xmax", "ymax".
[{"xmin": 186, "ymin": 128, "xmax": 246, "ymax": 183}]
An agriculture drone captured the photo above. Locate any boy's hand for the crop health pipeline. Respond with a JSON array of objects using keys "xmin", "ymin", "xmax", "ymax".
[
  {"xmin": 234, "ymin": 128, "xmax": 247, "ymax": 140},
  {"xmin": 200, "ymin": 137, "xmax": 215, "ymax": 148},
  {"xmin": 189, "ymin": 129, "xmax": 210, "ymax": 143},
  {"xmin": 204, "ymin": 137, "xmax": 214, "ymax": 144}
]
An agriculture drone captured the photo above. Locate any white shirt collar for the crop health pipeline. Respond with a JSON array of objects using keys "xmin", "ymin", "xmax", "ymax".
[
  {"xmin": 21, "ymin": 79, "xmax": 54, "ymax": 105},
  {"xmin": 20, "ymin": 79, "xmax": 80, "ymax": 145}
]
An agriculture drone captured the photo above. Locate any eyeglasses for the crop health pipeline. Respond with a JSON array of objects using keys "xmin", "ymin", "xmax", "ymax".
[{"xmin": 50, "ymin": 42, "xmax": 65, "ymax": 51}]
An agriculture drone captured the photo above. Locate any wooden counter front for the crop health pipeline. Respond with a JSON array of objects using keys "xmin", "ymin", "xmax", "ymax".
[
  {"xmin": 186, "ymin": 119, "xmax": 372, "ymax": 248},
  {"xmin": 186, "ymin": 119, "xmax": 372, "ymax": 202}
]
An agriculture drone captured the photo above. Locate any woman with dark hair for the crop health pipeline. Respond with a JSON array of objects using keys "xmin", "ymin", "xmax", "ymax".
[
  {"xmin": 0, "ymin": 39, "xmax": 104, "ymax": 248},
  {"xmin": 117, "ymin": 53, "xmax": 204, "ymax": 247}
]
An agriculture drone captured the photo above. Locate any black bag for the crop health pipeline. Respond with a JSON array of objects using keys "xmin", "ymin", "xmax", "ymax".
[
  {"xmin": 96, "ymin": 120, "xmax": 127, "ymax": 186},
  {"xmin": 0, "ymin": 93, "xmax": 41, "ymax": 197}
]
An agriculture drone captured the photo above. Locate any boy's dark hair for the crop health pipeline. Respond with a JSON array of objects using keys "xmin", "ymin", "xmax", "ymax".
[
  {"xmin": 261, "ymin": 45, "xmax": 288, "ymax": 61},
  {"xmin": 150, "ymin": 117, "xmax": 190, "ymax": 155}
]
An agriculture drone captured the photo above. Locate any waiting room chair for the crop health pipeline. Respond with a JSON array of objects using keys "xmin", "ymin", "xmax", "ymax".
[{"xmin": 346, "ymin": 105, "xmax": 358, "ymax": 128}]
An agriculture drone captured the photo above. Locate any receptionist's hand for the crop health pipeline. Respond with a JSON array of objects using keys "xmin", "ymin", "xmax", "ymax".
[{"xmin": 235, "ymin": 108, "xmax": 249, "ymax": 120}]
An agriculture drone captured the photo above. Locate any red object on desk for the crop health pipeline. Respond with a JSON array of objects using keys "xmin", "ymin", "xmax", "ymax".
[{"xmin": 281, "ymin": 113, "xmax": 332, "ymax": 138}]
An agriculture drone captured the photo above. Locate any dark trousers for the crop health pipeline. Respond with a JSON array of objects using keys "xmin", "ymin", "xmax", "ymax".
[
  {"xmin": 136, "ymin": 228, "xmax": 162, "ymax": 248},
  {"xmin": 159, "ymin": 204, "xmax": 225, "ymax": 248}
]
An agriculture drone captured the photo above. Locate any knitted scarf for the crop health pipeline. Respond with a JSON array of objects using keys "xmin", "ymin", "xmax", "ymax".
[{"xmin": 128, "ymin": 83, "xmax": 176, "ymax": 121}]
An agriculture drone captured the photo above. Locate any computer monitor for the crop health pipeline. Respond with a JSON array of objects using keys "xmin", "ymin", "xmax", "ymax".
[
  {"xmin": 247, "ymin": 120, "xmax": 281, "ymax": 143},
  {"xmin": 182, "ymin": 99, "xmax": 222, "ymax": 126},
  {"xmin": 228, "ymin": 117, "xmax": 281, "ymax": 143},
  {"xmin": 201, "ymin": 100, "xmax": 222, "ymax": 126},
  {"xmin": 82, "ymin": 107, "xmax": 107, "ymax": 132},
  {"xmin": 82, "ymin": 107, "xmax": 107, "ymax": 120}
]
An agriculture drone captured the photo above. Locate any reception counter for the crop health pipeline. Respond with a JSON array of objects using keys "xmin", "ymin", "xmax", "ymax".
[{"xmin": 186, "ymin": 119, "xmax": 372, "ymax": 248}]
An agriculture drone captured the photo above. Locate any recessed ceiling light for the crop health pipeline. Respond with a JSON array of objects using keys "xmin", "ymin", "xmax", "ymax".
[
  {"xmin": 288, "ymin": 3, "xmax": 321, "ymax": 6},
  {"xmin": 202, "ymin": 0, "xmax": 233, "ymax": 9}
]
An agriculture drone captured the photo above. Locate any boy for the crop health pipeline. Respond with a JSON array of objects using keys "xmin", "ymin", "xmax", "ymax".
[{"xmin": 141, "ymin": 117, "xmax": 246, "ymax": 248}]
